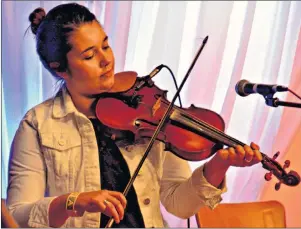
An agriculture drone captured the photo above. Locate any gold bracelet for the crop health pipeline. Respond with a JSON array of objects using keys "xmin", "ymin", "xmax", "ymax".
[{"xmin": 66, "ymin": 192, "xmax": 80, "ymax": 211}]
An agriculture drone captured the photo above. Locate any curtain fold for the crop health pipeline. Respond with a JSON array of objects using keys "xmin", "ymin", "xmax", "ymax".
[{"xmin": 1, "ymin": 1, "xmax": 300, "ymax": 227}]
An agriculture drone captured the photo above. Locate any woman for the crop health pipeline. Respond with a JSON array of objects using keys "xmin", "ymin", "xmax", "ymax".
[{"xmin": 6, "ymin": 3, "xmax": 262, "ymax": 228}]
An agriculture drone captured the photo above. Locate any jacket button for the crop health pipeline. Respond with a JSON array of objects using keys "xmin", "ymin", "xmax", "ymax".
[
  {"xmin": 58, "ymin": 139, "xmax": 65, "ymax": 146},
  {"xmin": 143, "ymin": 198, "xmax": 150, "ymax": 205},
  {"xmin": 138, "ymin": 170, "xmax": 143, "ymax": 176},
  {"xmin": 125, "ymin": 145, "xmax": 134, "ymax": 152}
]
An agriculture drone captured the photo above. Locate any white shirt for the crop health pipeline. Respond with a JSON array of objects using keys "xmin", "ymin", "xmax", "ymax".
[{"xmin": 7, "ymin": 87, "xmax": 227, "ymax": 228}]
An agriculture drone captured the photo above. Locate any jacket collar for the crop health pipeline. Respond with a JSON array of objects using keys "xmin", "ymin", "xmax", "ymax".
[{"xmin": 52, "ymin": 86, "xmax": 77, "ymax": 118}]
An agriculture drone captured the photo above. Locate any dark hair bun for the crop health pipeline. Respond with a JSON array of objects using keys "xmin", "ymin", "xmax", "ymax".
[{"xmin": 29, "ymin": 7, "xmax": 46, "ymax": 35}]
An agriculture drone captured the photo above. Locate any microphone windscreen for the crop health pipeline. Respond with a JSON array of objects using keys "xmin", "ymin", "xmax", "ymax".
[{"xmin": 235, "ymin": 79, "xmax": 250, "ymax": 97}]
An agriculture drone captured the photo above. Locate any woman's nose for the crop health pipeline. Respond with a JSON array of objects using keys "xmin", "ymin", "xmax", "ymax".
[{"xmin": 100, "ymin": 59, "xmax": 110, "ymax": 68}]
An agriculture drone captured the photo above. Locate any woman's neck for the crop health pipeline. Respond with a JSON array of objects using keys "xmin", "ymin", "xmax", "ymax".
[{"xmin": 69, "ymin": 91, "xmax": 97, "ymax": 118}]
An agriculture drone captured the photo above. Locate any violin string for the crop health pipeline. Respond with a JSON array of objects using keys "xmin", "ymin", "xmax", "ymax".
[
  {"xmin": 172, "ymin": 111, "xmax": 239, "ymax": 147},
  {"xmin": 181, "ymin": 112, "xmax": 243, "ymax": 145},
  {"xmin": 160, "ymin": 100, "xmax": 245, "ymax": 146},
  {"xmin": 177, "ymin": 114, "xmax": 289, "ymax": 182},
  {"xmin": 160, "ymin": 100, "xmax": 269, "ymax": 161},
  {"xmin": 174, "ymin": 111, "xmax": 272, "ymax": 163}
]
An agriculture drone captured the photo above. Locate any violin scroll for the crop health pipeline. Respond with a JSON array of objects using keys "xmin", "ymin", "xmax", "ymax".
[{"xmin": 262, "ymin": 151, "xmax": 300, "ymax": 190}]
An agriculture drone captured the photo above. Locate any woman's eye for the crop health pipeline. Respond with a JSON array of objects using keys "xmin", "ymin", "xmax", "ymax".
[
  {"xmin": 103, "ymin": 46, "xmax": 110, "ymax": 50},
  {"xmin": 84, "ymin": 54, "xmax": 94, "ymax": 60}
]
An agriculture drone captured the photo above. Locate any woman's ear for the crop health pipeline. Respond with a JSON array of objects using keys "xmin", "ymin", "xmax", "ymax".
[{"xmin": 49, "ymin": 62, "xmax": 69, "ymax": 80}]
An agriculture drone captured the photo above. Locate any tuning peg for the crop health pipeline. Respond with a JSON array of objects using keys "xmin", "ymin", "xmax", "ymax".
[
  {"xmin": 265, "ymin": 172, "xmax": 273, "ymax": 181},
  {"xmin": 273, "ymin": 151, "xmax": 280, "ymax": 160},
  {"xmin": 275, "ymin": 181, "xmax": 282, "ymax": 191},
  {"xmin": 283, "ymin": 160, "xmax": 290, "ymax": 169}
]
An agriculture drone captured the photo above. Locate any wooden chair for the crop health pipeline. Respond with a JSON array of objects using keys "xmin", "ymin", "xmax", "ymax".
[
  {"xmin": 1, "ymin": 199, "xmax": 19, "ymax": 228},
  {"xmin": 195, "ymin": 200, "xmax": 286, "ymax": 228}
]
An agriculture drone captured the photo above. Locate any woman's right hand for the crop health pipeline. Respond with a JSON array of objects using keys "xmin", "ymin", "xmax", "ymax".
[{"xmin": 74, "ymin": 190, "xmax": 127, "ymax": 224}]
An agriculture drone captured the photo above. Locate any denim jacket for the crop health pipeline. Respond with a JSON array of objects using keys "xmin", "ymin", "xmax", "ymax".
[{"xmin": 7, "ymin": 87, "xmax": 227, "ymax": 228}]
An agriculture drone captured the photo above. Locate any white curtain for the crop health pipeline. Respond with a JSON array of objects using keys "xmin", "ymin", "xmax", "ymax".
[{"xmin": 2, "ymin": 1, "xmax": 301, "ymax": 227}]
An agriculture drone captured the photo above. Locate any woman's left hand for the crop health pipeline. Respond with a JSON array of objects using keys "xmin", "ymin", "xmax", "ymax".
[
  {"xmin": 204, "ymin": 142, "xmax": 263, "ymax": 188},
  {"xmin": 214, "ymin": 142, "xmax": 263, "ymax": 167}
]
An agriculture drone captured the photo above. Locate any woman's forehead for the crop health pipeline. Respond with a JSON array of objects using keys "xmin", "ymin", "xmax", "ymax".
[{"xmin": 68, "ymin": 21, "xmax": 107, "ymax": 53}]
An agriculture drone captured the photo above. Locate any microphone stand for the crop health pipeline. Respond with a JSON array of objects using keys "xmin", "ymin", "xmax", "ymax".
[
  {"xmin": 104, "ymin": 36, "xmax": 209, "ymax": 228},
  {"xmin": 264, "ymin": 94, "xmax": 301, "ymax": 109}
]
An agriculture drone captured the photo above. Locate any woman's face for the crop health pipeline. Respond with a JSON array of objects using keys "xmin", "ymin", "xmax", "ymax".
[{"xmin": 62, "ymin": 20, "xmax": 115, "ymax": 97}]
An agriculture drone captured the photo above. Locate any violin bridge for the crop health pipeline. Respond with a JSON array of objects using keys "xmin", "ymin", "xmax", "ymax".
[
  {"xmin": 152, "ymin": 97, "xmax": 162, "ymax": 117},
  {"xmin": 169, "ymin": 110, "xmax": 181, "ymax": 121}
]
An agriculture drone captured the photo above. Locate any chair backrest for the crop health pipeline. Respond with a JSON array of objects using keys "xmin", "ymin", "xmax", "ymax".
[
  {"xmin": 1, "ymin": 199, "xmax": 19, "ymax": 228},
  {"xmin": 195, "ymin": 200, "xmax": 286, "ymax": 228}
]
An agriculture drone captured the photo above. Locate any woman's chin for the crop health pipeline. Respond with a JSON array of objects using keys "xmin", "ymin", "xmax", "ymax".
[{"xmin": 100, "ymin": 77, "xmax": 115, "ymax": 93}]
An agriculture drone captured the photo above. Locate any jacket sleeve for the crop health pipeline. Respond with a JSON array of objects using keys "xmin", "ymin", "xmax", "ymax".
[
  {"xmin": 6, "ymin": 110, "xmax": 56, "ymax": 227},
  {"xmin": 160, "ymin": 151, "xmax": 227, "ymax": 219}
]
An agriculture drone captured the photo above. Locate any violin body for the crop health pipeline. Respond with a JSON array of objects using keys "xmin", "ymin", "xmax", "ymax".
[{"xmin": 97, "ymin": 72, "xmax": 225, "ymax": 161}]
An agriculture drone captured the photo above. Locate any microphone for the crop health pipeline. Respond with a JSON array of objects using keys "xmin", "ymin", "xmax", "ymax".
[
  {"xmin": 135, "ymin": 65, "xmax": 164, "ymax": 90},
  {"xmin": 146, "ymin": 64, "xmax": 164, "ymax": 79},
  {"xmin": 235, "ymin": 79, "xmax": 288, "ymax": 97}
]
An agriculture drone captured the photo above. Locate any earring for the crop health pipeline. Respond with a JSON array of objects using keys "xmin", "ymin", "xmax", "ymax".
[{"xmin": 49, "ymin": 62, "xmax": 60, "ymax": 69}]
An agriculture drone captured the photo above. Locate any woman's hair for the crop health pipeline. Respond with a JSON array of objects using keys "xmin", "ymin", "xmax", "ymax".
[{"xmin": 28, "ymin": 3, "xmax": 97, "ymax": 81}]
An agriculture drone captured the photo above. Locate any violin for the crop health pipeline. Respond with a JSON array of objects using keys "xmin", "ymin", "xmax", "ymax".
[{"xmin": 96, "ymin": 71, "xmax": 300, "ymax": 190}]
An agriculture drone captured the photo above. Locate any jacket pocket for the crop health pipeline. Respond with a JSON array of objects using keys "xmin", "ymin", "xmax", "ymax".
[{"xmin": 40, "ymin": 131, "xmax": 81, "ymax": 177}]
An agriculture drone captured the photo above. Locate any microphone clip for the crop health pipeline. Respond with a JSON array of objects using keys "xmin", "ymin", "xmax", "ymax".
[
  {"xmin": 134, "ymin": 64, "xmax": 164, "ymax": 92},
  {"xmin": 264, "ymin": 93, "xmax": 277, "ymax": 107},
  {"xmin": 135, "ymin": 75, "xmax": 155, "ymax": 91},
  {"xmin": 264, "ymin": 94, "xmax": 301, "ymax": 109},
  {"xmin": 127, "ymin": 71, "xmax": 158, "ymax": 109}
]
